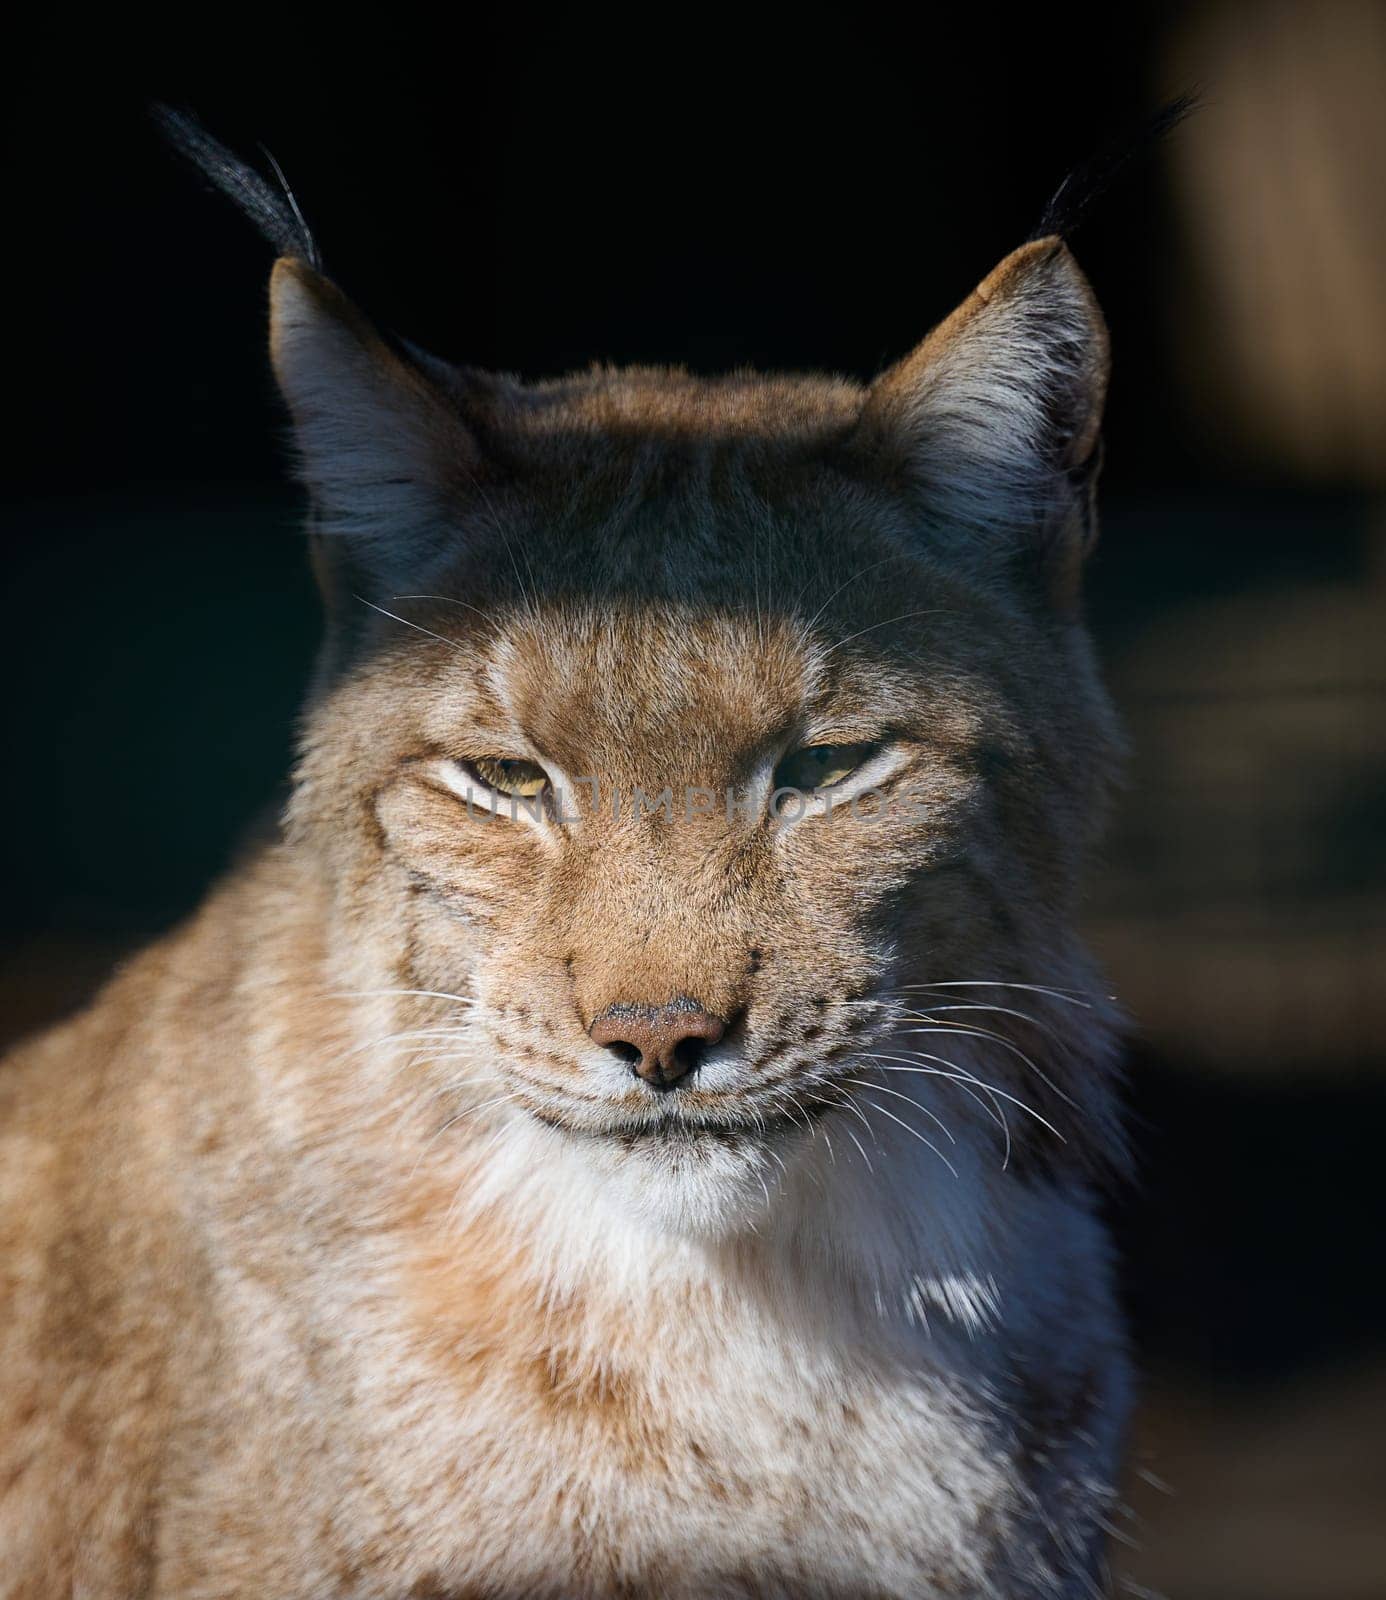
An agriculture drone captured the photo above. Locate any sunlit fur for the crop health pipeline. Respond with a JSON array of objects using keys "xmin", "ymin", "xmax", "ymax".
[{"xmin": 0, "ymin": 237, "xmax": 1133, "ymax": 1597}]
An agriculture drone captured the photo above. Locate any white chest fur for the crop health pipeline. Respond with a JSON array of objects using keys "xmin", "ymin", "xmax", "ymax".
[
  {"xmin": 176, "ymin": 1118, "xmax": 1120, "ymax": 1598},
  {"xmin": 378, "ymin": 1307, "xmax": 1012, "ymax": 1598}
]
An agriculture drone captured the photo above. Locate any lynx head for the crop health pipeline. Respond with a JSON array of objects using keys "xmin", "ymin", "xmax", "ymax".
[
  {"xmin": 159, "ymin": 97, "xmax": 1130, "ymax": 1238},
  {"xmin": 257, "ymin": 229, "xmax": 1124, "ymax": 1236}
]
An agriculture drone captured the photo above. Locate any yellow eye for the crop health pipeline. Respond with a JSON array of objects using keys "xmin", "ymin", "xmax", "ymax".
[
  {"xmin": 774, "ymin": 742, "xmax": 875, "ymax": 793},
  {"xmin": 468, "ymin": 756, "xmax": 549, "ymax": 798}
]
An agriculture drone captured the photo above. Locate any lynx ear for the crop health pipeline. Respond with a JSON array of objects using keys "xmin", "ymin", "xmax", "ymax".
[
  {"xmin": 859, "ymin": 237, "xmax": 1109, "ymax": 603},
  {"xmin": 269, "ymin": 258, "xmax": 477, "ymax": 595}
]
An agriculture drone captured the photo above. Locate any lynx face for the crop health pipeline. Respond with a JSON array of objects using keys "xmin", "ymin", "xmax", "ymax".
[{"xmin": 278, "ymin": 242, "xmax": 1123, "ymax": 1233}]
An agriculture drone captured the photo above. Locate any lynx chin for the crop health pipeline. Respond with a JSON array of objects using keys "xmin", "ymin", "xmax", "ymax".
[{"xmin": 0, "ymin": 112, "xmax": 1139, "ymax": 1598}]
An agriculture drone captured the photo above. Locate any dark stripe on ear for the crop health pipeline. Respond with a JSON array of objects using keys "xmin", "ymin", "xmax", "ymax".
[
  {"xmin": 152, "ymin": 104, "xmax": 322, "ymax": 270},
  {"xmin": 1029, "ymin": 92, "xmax": 1198, "ymax": 243}
]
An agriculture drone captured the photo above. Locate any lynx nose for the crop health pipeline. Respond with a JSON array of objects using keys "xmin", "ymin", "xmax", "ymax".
[{"xmin": 589, "ymin": 998, "xmax": 727, "ymax": 1091}]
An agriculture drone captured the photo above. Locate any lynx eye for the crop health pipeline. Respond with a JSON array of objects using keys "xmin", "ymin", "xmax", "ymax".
[
  {"xmin": 774, "ymin": 742, "xmax": 875, "ymax": 794},
  {"xmin": 465, "ymin": 756, "xmax": 550, "ymax": 799}
]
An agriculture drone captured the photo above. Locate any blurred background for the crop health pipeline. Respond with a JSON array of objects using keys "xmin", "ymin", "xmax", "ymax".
[{"xmin": 3, "ymin": 4, "xmax": 1384, "ymax": 1594}]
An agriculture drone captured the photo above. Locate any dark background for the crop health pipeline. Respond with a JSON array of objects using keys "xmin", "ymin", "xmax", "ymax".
[{"xmin": 5, "ymin": 7, "xmax": 1384, "ymax": 1595}]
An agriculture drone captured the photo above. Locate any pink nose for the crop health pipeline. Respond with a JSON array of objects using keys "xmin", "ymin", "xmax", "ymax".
[{"xmin": 588, "ymin": 998, "xmax": 727, "ymax": 1091}]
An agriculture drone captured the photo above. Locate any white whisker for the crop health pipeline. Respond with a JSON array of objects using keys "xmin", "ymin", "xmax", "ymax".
[
  {"xmin": 841, "ymin": 1077, "xmax": 956, "ymax": 1144},
  {"xmin": 862, "ymin": 1058, "xmax": 1012, "ymax": 1167},
  {"xmin": 355, "ymin": 594, "xmax": 467, "ymax": 653},
  {"xmin": 900, "ymin": 1000, "xmax": 1068, "ymax": 1042},
  {"xmin": 323, "ymin": 1027, "xmax": 477, "ymax": 1074},
  {"xmin": 409, "ymin": 1092, "xmax": 523, "ymax": 1181},
  {"xmin": 895, "ymin": 980, "xmax": 1094, "ymax": 1007},
  {"xmin": 393, "ymin": 594, "xmax": 502, "ymax": 638},
  {"xmin": 818, "ymin": 609, "xmax": 952, "ymax": 659},
  {"xmin": 865, "ymin": 1052, "xmax": 1065, "ymax": 1143},
  {"xmin": 330, "ymin": 988, "xmax": 477, "ymax": 1008},
  {"xmin": 842, "ymin": 1125, "xmax": 874, "ymax": 1172},
  {"xmin": 893, "ymin": 1025, "xmax": 1077, "ymax": 1109},
  {"xmin": 856, "ymin": 1094, "xmax": 958, "ymax": 1179},
  {"xmin": 796, "ymin": 554, "xmax": 908, "ymax": 635}
]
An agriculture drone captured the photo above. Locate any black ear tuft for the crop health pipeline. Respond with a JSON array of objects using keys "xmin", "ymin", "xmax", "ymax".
[
  {"xmin": 152, "ymin": 104, "xmax": 322, "ymax": 271},
  {"xmin": 1030, "ymin": 92, "xmax": 1198, "ymax": 243}
]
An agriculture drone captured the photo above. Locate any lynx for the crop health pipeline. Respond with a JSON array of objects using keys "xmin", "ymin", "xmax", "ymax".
[{"xmin": 0, "ymin": 114, "xmax": 1136, "ymax": 1597}]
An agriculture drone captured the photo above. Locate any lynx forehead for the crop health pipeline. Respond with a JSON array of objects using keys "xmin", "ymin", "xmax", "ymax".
[{"xmin": 0, "ymin": 111, "xmax": 1146, "ymax": 1599}]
